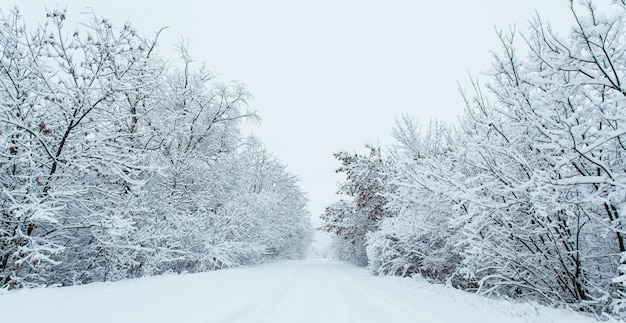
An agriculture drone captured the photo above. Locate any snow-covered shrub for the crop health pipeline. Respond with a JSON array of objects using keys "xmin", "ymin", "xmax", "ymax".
[{"xmin": 367, "ymin": 213, "xmax": 459, "ymax": 281}]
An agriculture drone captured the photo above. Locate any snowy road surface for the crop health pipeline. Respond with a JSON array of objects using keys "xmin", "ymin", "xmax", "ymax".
[{"xmin": 0, "ymin": 259, "xmax": 605, "ymax": 323}]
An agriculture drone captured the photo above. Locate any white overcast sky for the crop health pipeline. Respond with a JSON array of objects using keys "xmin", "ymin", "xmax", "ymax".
[{"xmin": 3, "ymin": 1, "xmax": 575, "ymax": 225}]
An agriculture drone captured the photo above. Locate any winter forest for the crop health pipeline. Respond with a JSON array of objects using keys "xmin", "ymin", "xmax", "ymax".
[
  {"xmin": 4, "ymin": 0, "xmax": 626, "ymax": 322},
  {"xmin": 321, "ymin": 1, "xmax": 626, "ymax": 318},
  {"xmin": 0, "ymin": 8, "xmax": 312, "ymax": 289}
]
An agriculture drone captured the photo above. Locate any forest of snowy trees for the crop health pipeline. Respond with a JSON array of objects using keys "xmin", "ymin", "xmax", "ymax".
[
  {"xmin": 0, "ymin": 9, "xmax": 312, "ymax": 289},
  {"xmin": 322, "ymin": 1, "xmax": 626, "ymax": 317}
]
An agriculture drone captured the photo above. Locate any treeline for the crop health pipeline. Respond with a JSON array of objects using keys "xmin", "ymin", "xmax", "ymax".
[
  {"xmin": 322, "ymin": 1, "xmax": 626, "ymax": 317},
  {"xmin": 0, "ymin": 9, "xmax": 312, "ymax": 289}
]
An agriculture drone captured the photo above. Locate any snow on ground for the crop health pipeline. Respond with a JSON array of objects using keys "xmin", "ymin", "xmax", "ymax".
[{"xmin": 0, "ymin": 259, "xmax": 614, "ymax": 323}]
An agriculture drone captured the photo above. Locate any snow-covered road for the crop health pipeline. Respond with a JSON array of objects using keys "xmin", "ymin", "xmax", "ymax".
[
  {"xmin": 213, "ymin": 259, "xmax": 439, "ymax": 323},
  {"xmin": 0, "ymin": 259, "xmax": 605, "ymax": 323}
]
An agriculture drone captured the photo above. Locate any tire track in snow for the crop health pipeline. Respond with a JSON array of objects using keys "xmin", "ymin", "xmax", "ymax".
[
  {"xmin": 324, "ymin": 261, "xmax": 444, "ymax": 323},
  {"xmin": 214, "ymin": 262, "xmax": 304, "ymax": 323},
  {"xmin": 215, "ymin": 260, "xmax": 443, "ymax": 323}
]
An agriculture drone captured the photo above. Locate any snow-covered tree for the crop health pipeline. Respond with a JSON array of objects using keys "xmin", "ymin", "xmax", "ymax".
[
  {"xmin": 445, "ymin": 2, "xmax": 626, "ymax": 312},
  {"xmin": 127, "ymin": 43, "xmax": 258, "ymax": 275},
  {"xmin": 0, "ymin": 9, "xmax": 65, "ymax": 288},
  {"xmin": 367, "ymin": 117, "xmax": 461, "ymax": 282},
  {"xmin": 125, "ymin": 47, "xmax": 312, "ymax": 275},
  {"xmin": 321, "ymin": 145, "xmax": 393, "ymax": 266},
  {"xmin": 194, "ymin": 138, "xmax": 312, "ymax": 270},
  {"xmin": 0, "ymin": 8, "xmax": 163, "ymax": 287}
]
